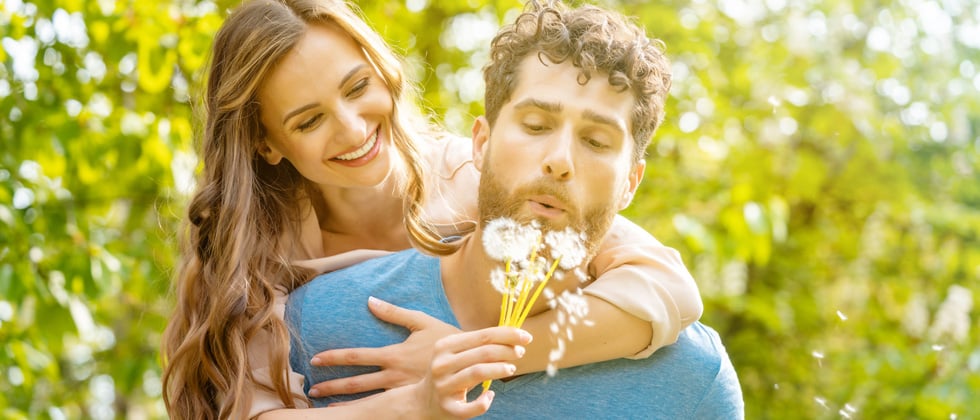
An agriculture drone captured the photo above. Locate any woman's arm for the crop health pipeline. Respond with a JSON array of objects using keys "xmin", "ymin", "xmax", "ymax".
[
  {"xmin": 512, "ymin": 215, "xmax": 703, "ymax": 373},
  {"xmin": 258, "ymin": 327, "xmax": 530, "ymax": 420}
]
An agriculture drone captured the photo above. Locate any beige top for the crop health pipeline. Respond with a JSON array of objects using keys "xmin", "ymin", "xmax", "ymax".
[{"xmin": 244, "ymin": 135, "xmax": 703, "ymax": 418}]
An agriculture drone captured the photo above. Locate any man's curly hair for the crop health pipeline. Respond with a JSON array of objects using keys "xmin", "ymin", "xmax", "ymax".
[{"xmin": 483, "ymin": 0, "xmax": 672, "ymax": 162}]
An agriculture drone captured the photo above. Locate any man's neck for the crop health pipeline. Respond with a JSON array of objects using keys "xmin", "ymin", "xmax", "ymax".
[{"xmin": 438, "ymin": 231, "xmax": 505, "ymax": 330}]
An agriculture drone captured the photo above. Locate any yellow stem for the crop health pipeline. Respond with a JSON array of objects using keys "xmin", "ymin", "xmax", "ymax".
[
  {"xmin": 510, "ymin": 269, "xmax": 534, "ymax": 326},
  {"xmin": 516, "ymin": 257, "xmax": 562, "ymax": 326},
  {"xmin": 497, "ymin": 259, "xmax": 512, "ymax": 327}
]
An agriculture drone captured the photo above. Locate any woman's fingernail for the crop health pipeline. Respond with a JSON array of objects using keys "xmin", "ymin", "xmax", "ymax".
[
  {"xmin": 311, "ymin": 356, "xmax": 321, "ymax": 365},
  {"xmin": 368, "ymin": 296, "xmax": 382, "ymax": 307},
  {"xmin": 507, "ymin": 364, "xmax": 517, "ymax": 374},
  {"xmin": 519, "ymin": 329, "xmax": 533, "ymax": 343},
  {"xmin": 309, "ymin": 388, "xmax": 321, "ymax": 397},
  {"xmin": 515, "ymin": 345, "xmax": 526, "ymax": 358},
  {"xmin": 486, "ymin": 390, "xmax": 495, "ymax": 402}
]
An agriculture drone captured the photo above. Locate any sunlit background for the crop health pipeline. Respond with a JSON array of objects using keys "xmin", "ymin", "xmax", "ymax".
[{"xmin": 1, "ymin": 0, "xmax": 978, "ymax": 418}]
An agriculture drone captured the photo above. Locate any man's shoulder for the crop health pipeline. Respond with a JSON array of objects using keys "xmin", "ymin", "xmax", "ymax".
[
  {"xmin": 292, "ymin": 249, "xmax": 437, "ymax": 300},
  {"xmin": 311, "ymin": 249, "xmax": 433, "ymax": 278},
  {"xmin": 672, "ymin": 321, "xmax": 730, "ymax": 363}
]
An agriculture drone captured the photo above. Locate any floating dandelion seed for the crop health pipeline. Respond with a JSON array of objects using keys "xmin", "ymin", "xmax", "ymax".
[
  {"xmin": 836, "ymin": 310, "xmax": 848, "ymax": 321},
  {"xmin": 932, "ymin": 344, "xmax": 945, "ymax": 352},
  {"xmin": 811, "ymin": 350, "xmax": 824, "ymax": 359},
  {"xmin": 814, "ymin": 396, "xmax": 829, "ymax": 409}
]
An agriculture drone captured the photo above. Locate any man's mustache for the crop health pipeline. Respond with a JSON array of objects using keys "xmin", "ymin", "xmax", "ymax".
[{"xmin": 510, "ymin": 180, "xmax": 576, "ymax": 214}]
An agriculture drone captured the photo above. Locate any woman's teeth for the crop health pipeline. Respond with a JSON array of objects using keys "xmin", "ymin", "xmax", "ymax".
[{"xmin": 335, "ymin": 131, "xmax": 378, "ymax": 161}]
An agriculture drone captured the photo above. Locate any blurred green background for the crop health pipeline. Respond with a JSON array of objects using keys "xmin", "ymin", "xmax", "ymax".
[{"xmin": 1, "ymin": 0, "xmax": 978, "ymax": 418}]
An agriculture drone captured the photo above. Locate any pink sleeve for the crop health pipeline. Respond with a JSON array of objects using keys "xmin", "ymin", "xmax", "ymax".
[
  {"xmin": 586, "ymin": 215, "xmax": 703, "ymax": 358},
  {"xmin": 242, "ymin": 289, "xmax": 310, "ymax": 419},
  {"xmin": 420, "ymin": 135, "xmax": 480, "ymax": 235}
]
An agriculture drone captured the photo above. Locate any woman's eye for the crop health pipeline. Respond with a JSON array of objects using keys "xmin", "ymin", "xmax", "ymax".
[
  {"xmin": 297, "ymin": 114, "xmax": 322, "ymax": 131},
  {"xmin": 348, "ymin": 78, "xmax": 369, "ymax": 97}
]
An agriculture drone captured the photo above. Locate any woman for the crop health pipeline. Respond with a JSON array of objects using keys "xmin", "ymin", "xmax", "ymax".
[{"xmin": 161, "ymin": 0, "xmax": 701, "ymax": 418}]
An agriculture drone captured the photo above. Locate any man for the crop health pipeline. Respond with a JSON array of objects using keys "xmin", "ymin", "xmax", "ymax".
[{"xmin": 287, "ymin": 1, "xmax": 743, "ymax": 418}]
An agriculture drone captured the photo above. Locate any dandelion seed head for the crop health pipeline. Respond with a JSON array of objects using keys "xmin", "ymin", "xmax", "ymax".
[
  {"xmin": 546, "ymin": 364, "xmax": 558, "ymax": 377},
  {"xmin": 482, "ymin": 218, "xmax": 541, "ymax": 262},
  {"xmin": 544, "ymin": 227, "xmax": 588, "ymax": 269}
]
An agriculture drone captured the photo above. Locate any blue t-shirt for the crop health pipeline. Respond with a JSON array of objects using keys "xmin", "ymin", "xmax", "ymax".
[{"xmin": 287, "ymin": 249, "xmax": 744, "ymax": 418}]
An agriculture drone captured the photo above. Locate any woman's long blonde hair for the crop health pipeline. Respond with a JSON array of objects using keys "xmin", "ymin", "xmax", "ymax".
[{"xmin": 162, "ymin": 1, "xmax": 450, "ymax": 418}]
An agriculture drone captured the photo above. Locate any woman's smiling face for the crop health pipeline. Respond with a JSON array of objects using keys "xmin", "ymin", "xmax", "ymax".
[{"xmin": 257, "ymin": 21, "xmax": 395, "ymax": 189}]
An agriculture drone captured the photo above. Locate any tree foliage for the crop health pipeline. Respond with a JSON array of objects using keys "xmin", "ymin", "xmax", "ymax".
[{"xmin": 1, "ymin": 0, "xmax": 977, "ymax": 418}]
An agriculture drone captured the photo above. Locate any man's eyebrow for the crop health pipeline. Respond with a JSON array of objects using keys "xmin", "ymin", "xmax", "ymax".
[
  {"xmin": 512, "ymin": 98, "xmax": 562, "ymax": 113},
  {"xmin": 281, "ymin": 64, "xmax": 368, "ymax": 126},
  {"xmin": 582, "ymin": 109, "xmax": 627, "ymax": 134}
]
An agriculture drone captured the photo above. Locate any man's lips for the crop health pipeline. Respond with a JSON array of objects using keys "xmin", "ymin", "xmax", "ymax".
[{"xmin": 527, "ymin": 195, "xmax": 567, "ymax": 218}]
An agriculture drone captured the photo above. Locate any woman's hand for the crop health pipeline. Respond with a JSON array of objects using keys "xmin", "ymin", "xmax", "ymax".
[{"xmin": 308, "ymin": 297, "xmax": 461, "ymax": 398}]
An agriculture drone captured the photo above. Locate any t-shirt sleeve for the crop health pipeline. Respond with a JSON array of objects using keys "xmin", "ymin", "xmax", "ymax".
[
  {"xmin": 585, "ymin": 215, "xmax": 704, "ymax": 358},
  {"xmin": 692, "ymin": 340, "xmax": 745, "ymax": 419}
]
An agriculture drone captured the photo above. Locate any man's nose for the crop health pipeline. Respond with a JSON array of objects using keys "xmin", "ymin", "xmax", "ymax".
[{"xmin": 541, "ymin": 127, "xmax": 574, "ymax": 181}]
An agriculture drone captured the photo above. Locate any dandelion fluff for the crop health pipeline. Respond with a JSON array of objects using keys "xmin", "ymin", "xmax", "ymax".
[
  {"xmin": 546, "ymin": 364, "xmax": 558, "ymax": 377},
  {"xmin": 483, "ymin": 218, "xmax": 541, "ymax": 262},
  {"xmin": 544, "ymin": 227, "xmax": 588, "ymax": 269},
  {"xmin": 489, "ymin": 268, "xmax": 507, "ymax": 294}
]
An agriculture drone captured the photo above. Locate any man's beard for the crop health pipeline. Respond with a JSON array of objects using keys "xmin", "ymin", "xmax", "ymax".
[{"xmin": 477, "ymin": 163, "xmax": 617, "ymax": 258}]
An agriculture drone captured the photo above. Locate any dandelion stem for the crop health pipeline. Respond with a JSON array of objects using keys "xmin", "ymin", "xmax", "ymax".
[
  {"xmin": 516, "ymin": 257, "xmax": 562, "ymax": 326},
  {"xmin": 511, "ymin": 266, "xmax": 535, "ymax": 325}
]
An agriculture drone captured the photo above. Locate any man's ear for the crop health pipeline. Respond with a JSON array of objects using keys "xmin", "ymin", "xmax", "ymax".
[
  {"xmin": 617, "ymin": 159, "xmax": 645, "ymax": 210},
  {"xmin": 471, "ymin": 116, "xmax": 490, "ymax": 171},
  {"xmin": 257, "ymin": 140, "xmax": 283, "ymax": 165}
]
